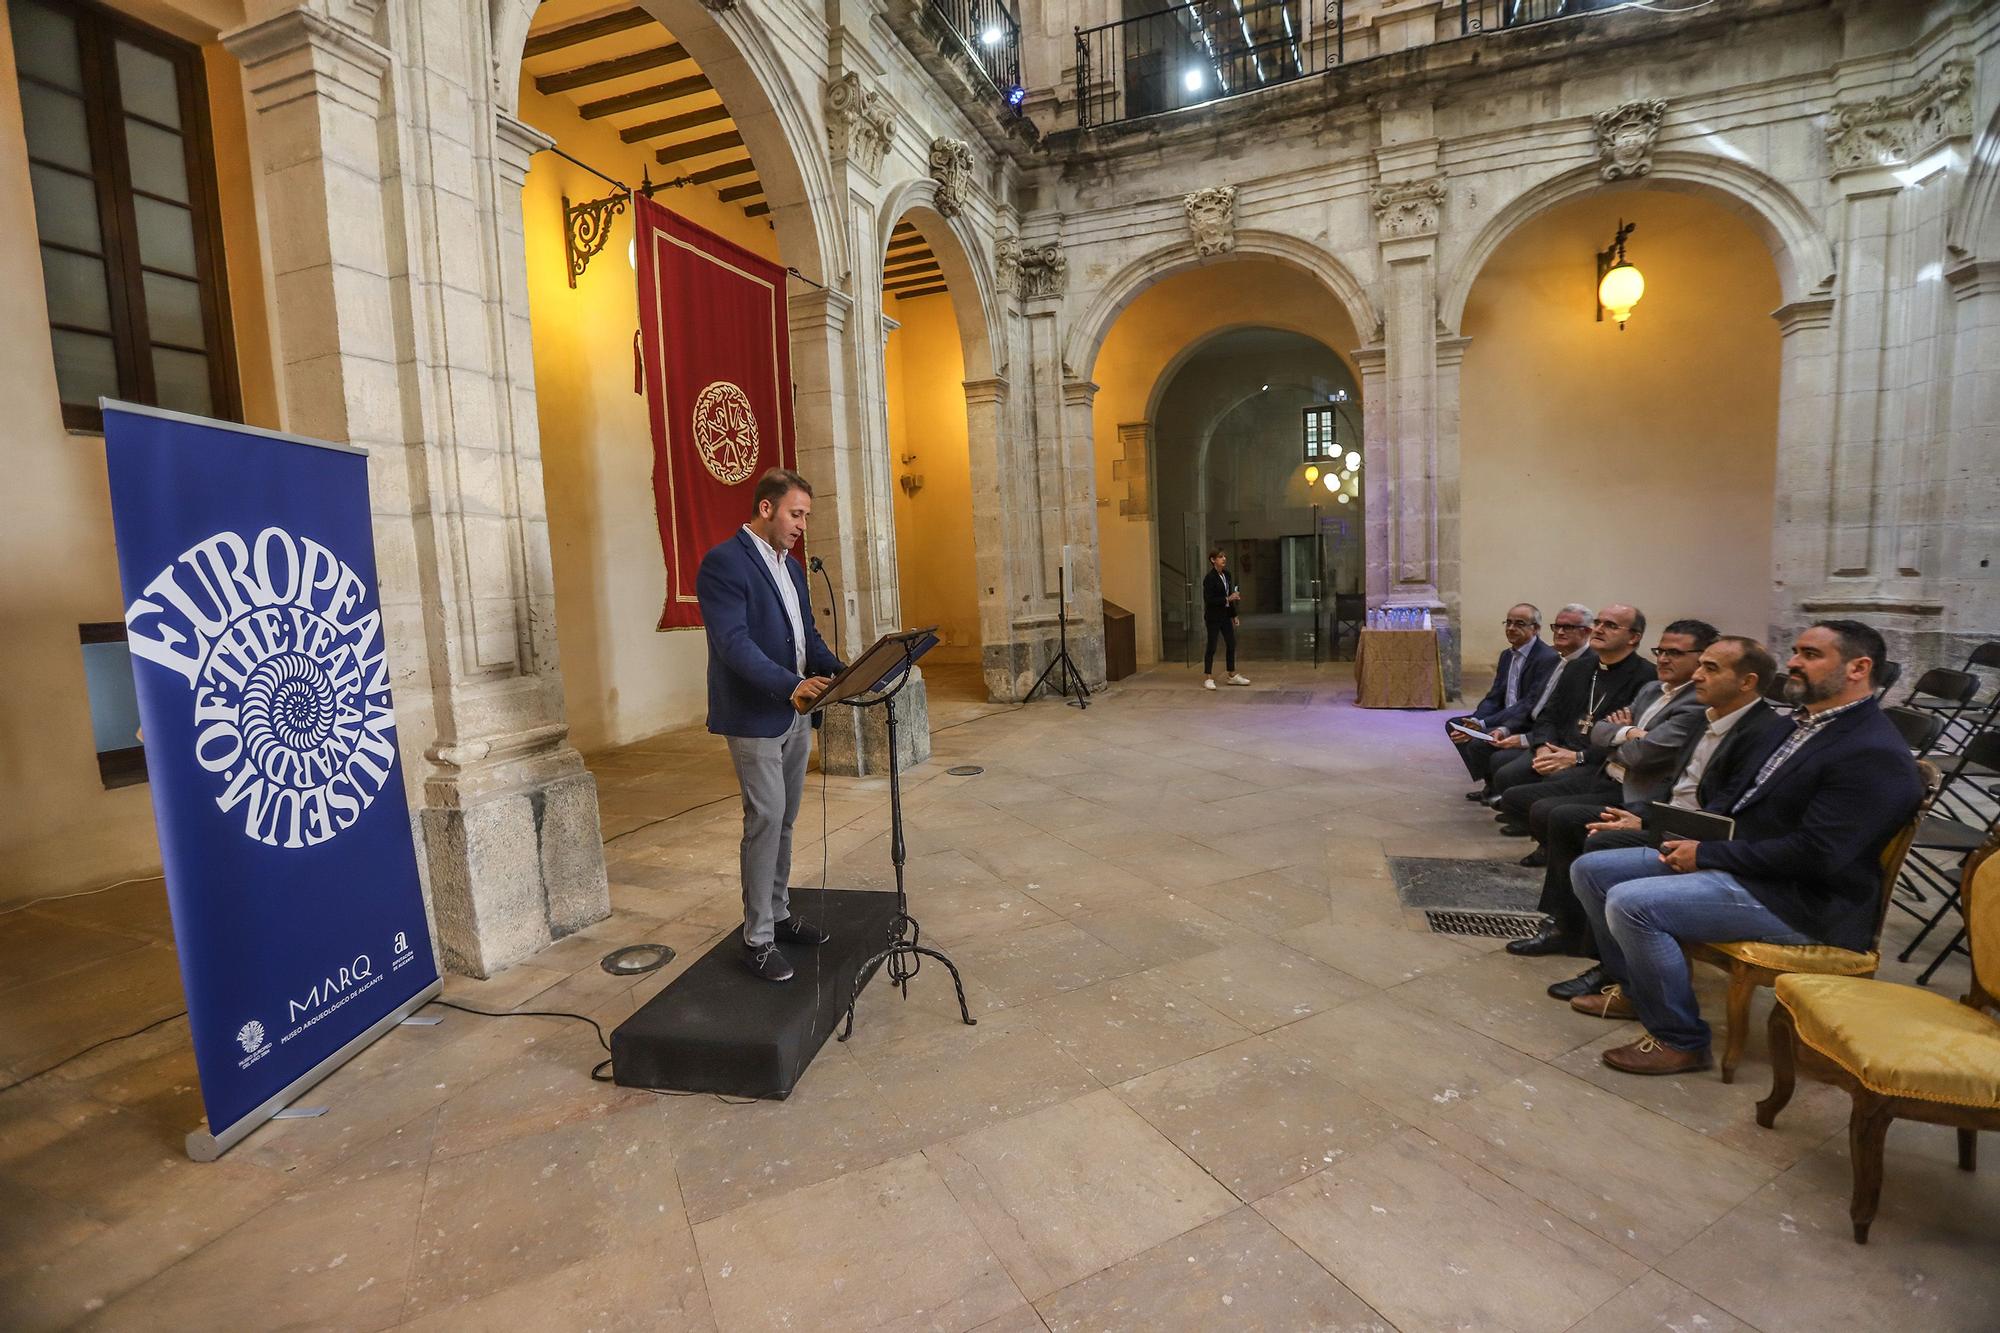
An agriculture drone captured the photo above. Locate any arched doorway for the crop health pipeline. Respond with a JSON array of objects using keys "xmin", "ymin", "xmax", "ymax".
[
  {"xmin": 510, "ymin": 0, "xmax": 828, "ymax": 751},
  {"xmin": 1456, "ymin": 186, "xmax": 1783, "ymax": 664},
  {"xmin": 1149, "ymin": 329, "xmax": 1362, "ymax": 662},
  {"xmin": 881, "ymin": 212, "xmax": 985, "ymax": 675},
  {"xmin": 1081, "ymin": 251, "xmax": 1366, "ymax": 667}
]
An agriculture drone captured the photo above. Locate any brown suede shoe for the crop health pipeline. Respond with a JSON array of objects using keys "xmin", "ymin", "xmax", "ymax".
[
  {"xmin": 1602, "ymin": 1034, "xmax": 1712, "ymax": 1076},
  {"xmin": 1570, "ymin": 984, "xmax": 1635, "ymax": 1019}
]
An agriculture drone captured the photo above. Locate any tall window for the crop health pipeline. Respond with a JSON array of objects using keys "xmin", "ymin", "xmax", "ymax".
[
  {"xmin": 10, "ymin": 0, "xmax": 237, "ymax": 431},
  {"xmin": 1302, "ymin": 404, "xmax": 1337, "ymax": 462}
]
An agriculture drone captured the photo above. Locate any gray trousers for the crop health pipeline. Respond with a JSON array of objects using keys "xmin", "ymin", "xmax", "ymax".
[{"xmin": 724, "ymin": 711, "xmax": 812, "ymax": 946}]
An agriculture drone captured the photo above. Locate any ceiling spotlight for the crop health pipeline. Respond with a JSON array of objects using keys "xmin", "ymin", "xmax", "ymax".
[
  {"xmin": 1005, "ymin": 84, "xmax": 1027, "ymax": 108},
  {"xmin": 981, "ymin": 25, "xmax": 1004, "ymax": 46},
  {"xmin": 1183, "ymin": 68, "xmax": 1205, "ymax": 93},
  {"xmin": 1337, "ymin": 492, "xmax": 1350, "ymax": 504},
  {"xmin": 1322, "ymin": 473, "xmax": 1340, "ymax": 494},
  {"xmin": 1345, "ymin": 450, "xmax": 1360, "ymax": 470}
]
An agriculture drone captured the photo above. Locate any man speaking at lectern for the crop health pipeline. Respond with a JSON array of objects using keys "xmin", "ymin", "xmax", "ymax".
[{"xmin": 698, "ymin": 468, "xmax": 846, "ymax": 982}]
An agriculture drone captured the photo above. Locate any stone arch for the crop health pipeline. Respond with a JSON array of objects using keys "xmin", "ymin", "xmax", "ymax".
[
  {"xmin": 489, "ymin": 0, "xmax": 842, "ymax": 283},
  {"xmin": 1142, "ymin": 323, "xmax": 1359, "ymax": 424},
  {"xmin": 1064, "ymin": 230, "xmax": 1378, "ymax": 383},
  {"xmin": 1946, "ymin": 102, "xmax": 2000, "ymax": 259},
  {"xmin": 1438, "ymin": 151, "xmax": 1834, "ymax": 333},
  {"xmin": 874, "ymin": 179, "xmax": 998, "ymax": 381}
]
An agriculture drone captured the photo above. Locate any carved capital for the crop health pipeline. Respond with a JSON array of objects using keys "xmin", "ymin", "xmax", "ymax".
[
  {"xmin": 1594, "ymin": 99, "xmax": 1666, "ymax": 182},
  {"xmin": 996, "ymin": 235, "xmax": 1065, "ymax": 300},
  {"xmin": 928, "ymin": 137, "xmax": 974, "ymax": 218},
  {"xmin": 1183, "ymin": 185, "xmax": 1236, "ymax": 257},
  {"xmin": 825, "ymin": 72, "xmax": 894, "ymax": 176},
  {"xmin": 222, "ymin": 7, "xmax": 390, "ymax": 116},
  {"xmin": 1372, "ymin": 177, "xmax": 1445, "ymax": 241},
  {"xmin": 1825, "ymin": 60, "xmax": 1972, "ymax": 174}
]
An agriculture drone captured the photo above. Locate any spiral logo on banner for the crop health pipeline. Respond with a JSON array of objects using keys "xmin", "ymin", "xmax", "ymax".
[
  {"xmin": 691, "ymin": 380, "xmax": 760, "ymax": 485},
  {"xmin": 123, "ymin": 528, "xmax": 400, "ymax": 851}
]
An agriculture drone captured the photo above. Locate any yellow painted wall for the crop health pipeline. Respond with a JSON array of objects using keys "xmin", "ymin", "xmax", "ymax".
[
  {"xmin": 885, "ymin": 291, "xmax": 979, "ymax": 662},
  {"xmin": 1458, "ymin": 189, "xmax": 1780, "ymax": 663},
  {"xmin": 0, "ymin": 3, "xmax": 278, "ymax": 906},
  {"xmin": 1088, "ymin": 259, "xmax": 1361, "ymax": 663},
  {"xmin": 517, "ymin": 83, "xmax": 782, "ymax": 752}
]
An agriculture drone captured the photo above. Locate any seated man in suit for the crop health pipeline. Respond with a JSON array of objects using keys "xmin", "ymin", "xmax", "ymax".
[
  {"xmin": 697, "ymin": 468, "xmax": 847, "ymax": 983},
  {"xmin": 1566, "ymin": 620, "xmax": 1923, "ymax": 1075},
  {"xmin": 1494, "ymin": 618, "xmax": 1715, "ymax": 843},
  {"xmin": 1447, "ymin": 603, "xmax": 1558, "ymax": 783},
  {"xmin": 1486, "ymin": 605, "xmax": 1654, "ymax": 800},
  {"xmin": 1460, "ymin": 604, "xmax": 1594, "ymax": 799},
  {"xmin": 1527, "ymin": 636, "xmax": 1790, "ymax": 973}
]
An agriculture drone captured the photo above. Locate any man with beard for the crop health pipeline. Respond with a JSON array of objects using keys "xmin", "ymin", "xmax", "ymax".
[{"xmin": 1564, "ymin": 621, "xmax": 1921, "ymax": 1075}]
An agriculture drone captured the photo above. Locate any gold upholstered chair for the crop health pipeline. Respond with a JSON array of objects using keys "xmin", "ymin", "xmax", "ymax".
[
  {"xmin": 1756, "ymin": 836, "xmax": 2000, "ymax": 1242},
  {"xmin": 1686, "ymin": 762, "xmax": 1942, "ymax": 1083}
]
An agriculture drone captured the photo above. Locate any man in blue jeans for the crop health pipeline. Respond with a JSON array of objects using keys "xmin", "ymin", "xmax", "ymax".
[{"xmin": 1566, "ymin": 620, "xmax": 1922, "ymax": 1075}]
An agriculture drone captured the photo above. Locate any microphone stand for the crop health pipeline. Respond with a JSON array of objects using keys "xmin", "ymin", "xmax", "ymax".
[
  {"xmin": 836, "ymin": 640, "xmax": 977, "ymax": 1041},
  {"xmin": 1026, "ymin": 568, "xmax": 1091, "ymax": 710}
]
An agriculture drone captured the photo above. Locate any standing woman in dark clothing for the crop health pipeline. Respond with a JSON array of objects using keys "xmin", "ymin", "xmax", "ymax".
[{"xmin": 1202, "ymin": 548, "xmax": 1251, "ymax": 690}]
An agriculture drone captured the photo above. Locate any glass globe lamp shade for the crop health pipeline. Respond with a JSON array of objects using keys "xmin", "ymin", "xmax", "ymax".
[
  {"xmin": 1322, "ymin": 472, "xmax": 1339, "ymax": 494},
  {"xmin": 1598, "ymin": 261, "xmax": 1644, "ymax": 325},
  {"xmin": 1304, "ymin": 464, "xmax": 1320, "ymax": 485}
]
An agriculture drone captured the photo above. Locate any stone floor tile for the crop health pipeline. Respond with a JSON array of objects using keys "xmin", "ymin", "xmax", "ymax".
[
  {"xmin": 1661, "ymin": 1121, "xmax": 2000, "ymax": 1332},
  {"xmin": 1275, "ymin": 993, "xmax": 1540, "ymax": 1124},
  {"xmin": 1114, "ymin": 1033, "xmax": 1403, "ymax": 1202},
  {"xmin": 0, "ymin": 943, "xmax": 186, "ymax": 1085},
  {"xmin": 1067, "ymin": 897, "xmax": 1262, "ymax": 968},
  {"xmin": 693, "ymin": 1152, "xmax": 1025, "ymax": 1333},
  {"xmin": 1156, "ymin": 940, "xmax": 1372, "ymax": 1033},
  {"xmin": 402, "ymin": 1108, "xmax": 689, "ymax": 1320},
  {"xmin": 1425, "ymin": 1067, "xmax": 1776, "ymax": 1262},
  {"xmin": 852, "ymin": 1009, "xmax": 1099, "ymax": 1144},
  {"xmin": 1034, "ymin": 1206, "xmax": 1390, "ymax": 1332},
  {"xmin": 661, "ymin": 1044, "xmax": 927, "ymax": 1224},
  {"xmin": 0, "ymin": 910, "xmax": 152, "ymax": 992},
  {"xmin": 927, "ymin": 1091, "xmax": 1238, "ymax": 1300},
  {"xmin": 1024, "ymin": 970, "xmax": 1250, "ymax": 1084},
  {"xmin": 950, "ymin": 921, "xmax": 1140, "ymax": 1007},
  {"xmin": 1176, "ymin": 869, "xmax": 1334, "ymax": 935},
  {"xmin": 429, "ymin": 1025, "xmax": 654, "ymax": 1162},
  {"xmin": 1276, "ymin": 917, "xmax": 1476, "ymax": 990},
  {"xmin": 1015, "ymin": 860, "xmax": 1180, "ymax": 919},
  {"xmin": 1399, "ymin": 947, "xmax": 1620, "ymax": 1061},
  {"xmin": 395, "ymin": 1243, "xmax": 716, "ymax": 1332},
  {"xmin": 1255, "ymin": 1128, "xmax": 1647, "ymax": 1333},
  {"xmin": 1565, "ymin": 1272, "xmax": 1752, "ymax": 1332}
]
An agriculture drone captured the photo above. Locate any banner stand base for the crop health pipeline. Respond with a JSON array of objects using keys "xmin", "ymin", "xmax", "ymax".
[{"xmin": 185, "ymin": 978, "xmax": 443, "ymax": 1163}]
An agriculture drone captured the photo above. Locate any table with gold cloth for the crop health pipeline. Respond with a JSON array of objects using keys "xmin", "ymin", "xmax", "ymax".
[{"xmin": 1354, "ymin": 628, "xmax": 1445, "ymax": 709}]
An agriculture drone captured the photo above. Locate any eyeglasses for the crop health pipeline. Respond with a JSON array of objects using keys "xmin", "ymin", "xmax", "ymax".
[
  {"xmin": 1501, "ymin": 619, "xmax": 1538, "ymax": 630},
  {"xmin": 1652, "ymin": 647, "xmax": 1695, "ymax": 659},
  {"xmin": 1552, "ymin": 622, "xmax": 1589, "ymax": 632},
  {"xmin": 1590, "ymin": 618, "xmax": 1632, "ymax": 631}
]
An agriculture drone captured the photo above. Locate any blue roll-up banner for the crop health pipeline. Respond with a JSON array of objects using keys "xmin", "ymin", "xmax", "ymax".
[{"xmin": 100, "ymin": 401, "xmax": 440, "ymax": 1161}]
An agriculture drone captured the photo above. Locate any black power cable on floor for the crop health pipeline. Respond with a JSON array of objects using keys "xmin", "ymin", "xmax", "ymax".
[{"xmin": 0, "ymin": 1010, "xmax": 188, "ymax": 1097}]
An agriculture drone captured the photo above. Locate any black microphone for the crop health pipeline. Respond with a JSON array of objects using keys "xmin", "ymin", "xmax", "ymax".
[{"xmin": 808, "ymin": 555, "xmax": 840, "ymax": 658}]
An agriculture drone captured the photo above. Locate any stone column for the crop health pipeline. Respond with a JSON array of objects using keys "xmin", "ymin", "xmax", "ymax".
[
  {"xmin": 1768, "ymin": 297, "xmax": 1838, "ymax": 640},
  {"xmin": 964, "ymin": 375, "xmax": 1024, "ymax": 698},
  {"xmin": 1938, "ymin": 258, "xmax": 2000, "ymax": 665},
  {"xmin": 226, "ymin": 6, "xmax": 609, "ymax": 978},
  {"xmin": 1057, "ymin": 376, "xmax": 1108, "ymax": 686}
]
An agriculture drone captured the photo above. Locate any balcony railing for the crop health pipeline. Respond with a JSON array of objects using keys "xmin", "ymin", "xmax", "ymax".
[
  {"xmin": 1075, "ymin": 0, "xmax": 1637, "ymax": 129},
  {"xmin": 926, "ymin": 0, "xmax": 1027, "ymax": 111}
]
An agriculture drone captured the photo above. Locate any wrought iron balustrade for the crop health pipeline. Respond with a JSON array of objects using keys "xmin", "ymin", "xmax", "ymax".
[
  {"xmin": 1074, "ymin": 0, "xmax": 1670, "ymax": 129},
  {"xmin": 926, "ymin": 0, "xmax": 1027, "ymax": 110}
]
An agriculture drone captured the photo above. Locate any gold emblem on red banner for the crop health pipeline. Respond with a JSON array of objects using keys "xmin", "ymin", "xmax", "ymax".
[{"xmin": 692, "ymin": 381, "xmax": 759, "ymax": 485}]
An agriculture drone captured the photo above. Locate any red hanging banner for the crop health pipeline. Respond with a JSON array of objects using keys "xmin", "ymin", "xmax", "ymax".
[{"xmin": 634, "ymin": 195, "xmax": 796, "ymax": 629}]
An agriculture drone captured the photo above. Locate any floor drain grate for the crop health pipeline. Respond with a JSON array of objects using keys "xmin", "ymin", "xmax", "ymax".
[
  {"xmin": 1423, "ymin": 909, "xmax": 1546, "ymax": 939},
  {"xmin": 946, "ymin": 765, "xmax": 984, "ymax": 776}
]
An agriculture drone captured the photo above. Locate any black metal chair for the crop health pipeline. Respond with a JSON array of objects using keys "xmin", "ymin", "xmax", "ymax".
[
  {"xmin": 1330, "ymin": 593, "xmax": 1365, "ymax": 660},
  {"xmin": 1896, "ymin": 729, "xmax": 2000, "ymax": 983},
  {"xmin": 1897, "ymin": 668, "xmax": 1981, "ymax": 754},
  {"xmin": 1907, "ymin": 641, "xmax": 2000, "ymax": 752},
  {"xmin": 1872, "ymin": 659, "xmax": 1903, "ymax": 700},
  {"xmin": 1885, "ymin": 706, "xmax": 1945, "ymax": 755}
]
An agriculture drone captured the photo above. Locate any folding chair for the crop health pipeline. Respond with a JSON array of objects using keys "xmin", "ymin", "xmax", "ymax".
[
  {"xmin": 1897, "ymin": 668, "xmax": 1981, "ymax": 755},
  {"xmin": 1884, "ymin": 706, "xmax": 1945, "ymax": 755},
  {"xmin": 1896, "ymin": 729, "xmax": 2000, "ymax": 983}
]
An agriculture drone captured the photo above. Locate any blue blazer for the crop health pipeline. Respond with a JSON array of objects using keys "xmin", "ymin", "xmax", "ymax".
[
  {"xmin": 1696, "ymin": 699, "xmax": 1922, "ymax": 952},
  {"xmin": 696, "ymin": 528, "xmax": 843, "ymax": 738},
  {"xmin": 1475, "ymin": 638, "xmax": 1559, "ymax": 732}
]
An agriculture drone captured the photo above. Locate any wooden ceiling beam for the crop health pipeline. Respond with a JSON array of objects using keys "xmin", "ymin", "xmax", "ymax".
[
  {"xmin": 718, "ymin": 181, "xmax": 764, "ymax": 202},
  {"xmin": 535, "ymin": 43, "xmax": 689, "ymax": 95},
  {"xmin": 884, "ymin": 272, "xmax": 949, "ymax": 292},
  {"xmin": 887, "ymin": 232, "xmax": 927, "ymax": 252},
  {"xmin": 687, "ymin": 158, "xmax": 756, "ymax": 185},
  {"xmin": 620, "ymin": 103, "xmax": 730, "ymax": 143},
  {"xmin": 893, "ymin": 284, "xmax": 950, "ymax": 300},
  {"xmin": 579, "ymin": 73, "xmax": 712, "ymax": 120},
  {"xmin": 523, "ymin": 8, "xmax": 653, "ymax": 58},
  {"xmin": 883, "ymin": 249, "xmax": 937, "ymax": 272},
  {"xmin": 743, "ymin": 202, "xmax": 770, "ymax": 217},
  {"xmin": 654, "ymin": 130, "xmax": 743, "ymax": 165}
]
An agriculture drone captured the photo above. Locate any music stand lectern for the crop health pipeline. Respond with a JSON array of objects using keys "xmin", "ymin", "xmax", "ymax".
[{"xmin": 808, "ymin": 628, "xmax": 978, "ymax": 1041}]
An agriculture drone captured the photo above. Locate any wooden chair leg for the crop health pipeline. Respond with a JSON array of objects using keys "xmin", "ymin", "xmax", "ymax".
[
  {"xmin": 1959, "ymin": 1128, "xmax": 1977, "ymax": 1173},
  {"xmin": 1848, "ymin": 1093, "xmax": 1895, "ymax": 1244},
  {"xmin": 1719, "ymin": 967, "xmax": 1755, "ymax": 1085},
  {"xmin": 1756, "ymin": 1003, "xmax": 1797, "ymax": 1128}
]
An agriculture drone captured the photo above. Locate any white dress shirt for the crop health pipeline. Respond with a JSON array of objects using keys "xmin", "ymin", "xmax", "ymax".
[
  {"xmin": 1665, "ymin": 701, "xmax": 1757, "ymax": 810},
  {"xmin": 742, "ymin": 525, "xmax": 805, "ymax": 675}
]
